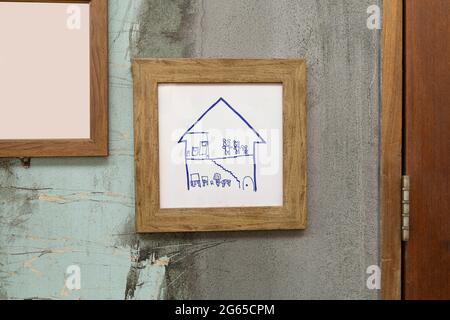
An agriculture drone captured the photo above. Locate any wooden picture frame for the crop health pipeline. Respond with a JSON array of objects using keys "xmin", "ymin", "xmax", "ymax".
[
  {"xmin": 133, "ymin": 59, "xmax": 307, "ymax": 233},
  {"xmin": 0, "ymin": 0, "xmax": 108, "ymax": 158}
]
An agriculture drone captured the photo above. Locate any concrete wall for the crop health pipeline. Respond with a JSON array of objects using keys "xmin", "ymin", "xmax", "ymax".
[{"xmin": 0, "ymin": 0, "xmax": 381, "ymax": 300}]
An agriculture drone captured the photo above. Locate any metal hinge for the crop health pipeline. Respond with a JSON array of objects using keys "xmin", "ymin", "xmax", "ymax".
[{"xmin": 402, "ymin": 175, "xmax": 410, "ymax": 242}]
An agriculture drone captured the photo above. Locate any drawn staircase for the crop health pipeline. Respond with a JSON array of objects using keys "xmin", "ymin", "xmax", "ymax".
[{"xmin": 211, "ymin": 160, "xmax": 241, "ymax": 188}]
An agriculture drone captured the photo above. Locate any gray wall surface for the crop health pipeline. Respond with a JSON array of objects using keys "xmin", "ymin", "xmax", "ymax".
[{"xmin": 0, "ymin": 0, "xmax": 381, "ymax": 300}]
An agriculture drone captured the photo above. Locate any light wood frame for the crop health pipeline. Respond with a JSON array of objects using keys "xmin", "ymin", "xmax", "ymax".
[
  {"xmin": 133, "ymin": 59, "xmax": 307, "ymax": 233},
  {"xmin": 381, "ymin": 0, "xmax": 403, "ymax": 300},
  {"xmin": 0, "ymin": 0, "xmax": 108, "ymax": 158}
]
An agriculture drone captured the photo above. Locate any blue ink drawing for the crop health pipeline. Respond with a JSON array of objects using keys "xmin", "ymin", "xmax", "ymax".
[{"xmin": 178, "ymin": 97, "xmax": 266, "ymax": 192}]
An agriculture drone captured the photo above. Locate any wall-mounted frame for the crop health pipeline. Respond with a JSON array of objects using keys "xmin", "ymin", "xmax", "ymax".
[
  {"xmin": 0, "ymin": 0, "xmax": 108, "ymax": 157},
  {"xmin": 133, "ymin": 59, "xmax": 307, "ymax": 233}
]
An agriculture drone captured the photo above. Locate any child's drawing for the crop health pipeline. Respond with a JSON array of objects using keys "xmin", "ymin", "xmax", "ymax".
[{"xmin": 178, "ymin": 98, "xmax": 266, "ymax": 192}]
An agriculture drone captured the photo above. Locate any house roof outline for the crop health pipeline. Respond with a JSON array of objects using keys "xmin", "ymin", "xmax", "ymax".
[{"xmin": 178, "ymin": 97, "xmax": 267, "ymax": 144}]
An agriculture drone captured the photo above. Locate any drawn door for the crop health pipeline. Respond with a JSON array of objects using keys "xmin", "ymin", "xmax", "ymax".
[{"xmin": 242, "ymin": 176, "xmax": 254, "ymax": 191}]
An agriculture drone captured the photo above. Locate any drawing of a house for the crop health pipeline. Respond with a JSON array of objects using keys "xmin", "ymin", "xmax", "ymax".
[{"xmin": 178, "ymin": 98, "xmax": 266, "ymax": 192}]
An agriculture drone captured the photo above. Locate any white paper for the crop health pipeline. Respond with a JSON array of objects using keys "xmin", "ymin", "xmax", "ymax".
[
  {"xmin": 159, "ymin": 84, "xmax": 283, "ymax": 209},
  {"xmin": 0, "ymin": 3, "xmax": 90, "ymax": 139}
]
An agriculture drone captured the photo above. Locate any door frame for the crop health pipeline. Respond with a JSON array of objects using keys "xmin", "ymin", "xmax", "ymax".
[{"xmin": 381, "ymin": 0, "xmax": 403, "ymax": 300}]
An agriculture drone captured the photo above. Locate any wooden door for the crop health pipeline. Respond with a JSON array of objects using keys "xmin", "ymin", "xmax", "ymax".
[{"xmin": 404, "ymin": 0, "xmax": 450, "ymax": 300}]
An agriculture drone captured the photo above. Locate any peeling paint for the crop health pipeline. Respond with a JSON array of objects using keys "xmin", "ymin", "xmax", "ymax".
[
  {"xmin": 124, "ymin": 240, "xmax": 230, "ymax": 300},
  {"xmin": 23, "ymin": 256, "xmax": 44, "ymax": 277},
  {"xmin": 130, "ymin": 0, "xmax": 201, "ymax": 58},
  {"xmin": 38, "ymin": 194, "xmax": 68, "ymax": 204},
  {"xmin": 36, "ymin": 191, "xmax": 133, "ymax": 207}
]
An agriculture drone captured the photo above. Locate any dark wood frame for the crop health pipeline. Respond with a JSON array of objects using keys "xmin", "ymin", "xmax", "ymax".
[
  {"xmin": 133, "ymin": 59, "xmax": 307, "ymax": 233},
  {"xmin": 0, "ymin": 0, "xmax": 108, "ymax": 157},
  {"xmin": 381, "ymin": 0, "xmax": 403, "ymax": 300}
]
